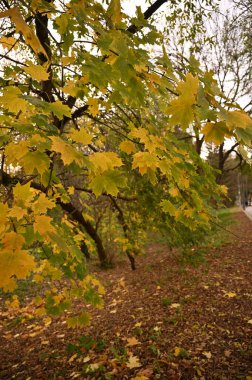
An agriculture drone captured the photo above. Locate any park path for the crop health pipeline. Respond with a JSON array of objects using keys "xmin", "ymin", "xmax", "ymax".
[{"xmin": 0, "ymin": 209, "xmax": 251, "ymax": 379}]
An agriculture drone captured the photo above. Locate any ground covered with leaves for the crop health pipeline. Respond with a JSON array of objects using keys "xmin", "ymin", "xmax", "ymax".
[{"xmin": 0, "ymin": 210, "xmax": 252, "ymax": 380}]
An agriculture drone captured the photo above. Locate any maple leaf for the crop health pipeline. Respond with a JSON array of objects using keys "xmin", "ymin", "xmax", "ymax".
[
  {"xmin": 21, "ymin": 150, "xmax": 50, "ymax": 176},
  {"xmin": 132, "ymin": 152, "xmax": 158, "ymax": 175},
  {"xmin": 33, "ymin": 194, "xmax": 56, "ymax": 215},
  {"xmin": 34, "ymin": 215, "xmax": 57, "ymax": 238},
  {"xmin": 202, "ymin": 121, "xmax": 230, "ymax": 145},
  {"xmin": 119, "ymin": 140, "xmax": 136, "ymax": 154},
  {"xmin": 68, "ymin": 128, "xmax": 93, "ymax": 145},
  {"xmin": 89, "ymin": 152, "xmax": 123, "ymax": 173},
  {"xmin": 160, "ymin": 200, "xmax": 178, "ymax": 217},
  {"xmin": 0, "ymin": 7, "xmax": 48, "ymax": 59},
  {"xmin": 23, "ymin": 62, "xmax": 49, "ymax": 81},
  {"xmin": 51, "ymin": 136, "xmax": 85, "ymax": 166},
  {"xmin": 126, "ymin": 355, "xmax": 142, "ymax": 369},
  {"xmin": 0, "ymin": 36, "xmax": 17, "ymax": 49},
  {"xmin": 0, "ymin": 232, "xmax": 36, "ymax": 291},
  {"xmin": 225, "ymin": 110, "xmax": 252, "ymax": 129},
  {"xmin": 47, "ymin": 100, "xmax": 71, "ymax": 119},
  {"xmin": 126, "ymin": 337, "xmax": 140, "ymax": 346},
  {"xmin": 0, "ymin": 86, "xmax": 28, "ymax": 114},
  {"xmin": 13, "ymin": 182, "xmax": 35, "ymax": 208},
  {"xmin": 89, "ymin": 170, "xmax": 126, "ymax": 196},
  {"xmin": 167, "ymin": 73, "xmax": 199, "ymax": 129},
  {"xmin": 107, "ymin": 0, "xmax": 122, "ymax": 25},
  {"xmin": 87, "ymin": 98, "xmax": 99, "ymax": 116}
]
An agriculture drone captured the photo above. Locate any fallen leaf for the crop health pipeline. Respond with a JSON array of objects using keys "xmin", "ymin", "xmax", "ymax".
[
  {"xmin": 174, "ymin": 347, "xmax": 182, "ymax": 357},
  {"xmin": 133, "ymin": 322, "xmax": 142, "ymax": 328},
  {"xmin": 248, "ymin": 319, "xmax": 252, "ymax": 324},
  {"xmin": 41, "ymin": 340, "xmax": 49, "ymax": 345},
  {"xmin": 68, "ymin": 353, "xmax": 78, "ymax": 363},
  {"xmin": 126, "ymin": 337, "xmax": 140, "ymax": 347},
  {"xmin": 83, "ymin": 356, "xmax": 91, "ymax": 363},
  {"xmin": 126, "ymin": 355, "xmax": 142, "ymax": 369},
  {"xmin": 203, "ymin": 351, "xmax": 212, "ymax": 359},
  {"xmin": 224, "ymin": 350, "xmax": 231, "ymax": 357},
  {"xmin": 170, "ymin": 303, "xmax": 180, "ymax": 309},
  {"xmin": 224, "ymin": 292, "xmax": 237, "ymax": 298}
]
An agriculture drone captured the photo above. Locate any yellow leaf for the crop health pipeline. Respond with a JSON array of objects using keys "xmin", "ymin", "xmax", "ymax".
[
  {"xmin": 170, "ymin": 303, "xmax": 180, "ymax": 309},
  {"xmin": 0, "ymin": 86, "xmax": 28, "ymax": 114},
  {"xmin": 126, "ymin": 355, "xmax": 141, "ymax": 369},
  {"xmin": 0, "ymin": 7, "xmax": 48, "ymax": 59},
  {"xmin": 67, "ymin": 186, "xmax": 75, "ymax": 195},
  {"xmin": 119, "ymin": 140, "xmax": 136, "ymax": 154},
  {"xmin": 68, "ymin": 128, "xmax": 93, "ymax": 145},
  {"xmin": 61, "ymin": 56, "xmax": 75, "ymax": 66},
  {"xmin": 0, "ymin": 36, "xmax": 17, "ymax": 50},
  {"xmin": 47, "ymin": 100, "xmax": 71, "ymax": 119},
  {"xmin": 203, "ymin": 351, "xmax": 212, "ymax": 359},
  {"xmin": 132, "ymin": 152, "xmax": 158, "ymax": 175},
  {"xmin": 23, "ymin": 62, "xmax": 49, "ymax": 81},
  {"xmin": 34, "ymin": 215, "xmax": 57, "ymax": 238},
  {"xmin": 224, "ymin": 291, "xmax": 236, "ymax": 298},
  {"xmin": 68, "ymin": 354, "xmax": 78, "ymax": 363},
  {"xmin": 126, "ymin": 337, "xmax": 140, "ymax": 347},
  {"xmin": 107, "ymin": 0, "xmax": 122, "ymax": 25},
  {"xmin": 0, "ymin": 234, "xmax": 36, "ymax": 291},
  {"xmin": 51, "ymin": 136, "xmax": 85, "ymax": 166},
  {"xmin": 2, "ymin": 231, "xmax": 25, "ymax": 251},
  {"xmin": 33, "ymin": 193, "xmax": 56, "ymax": 214},
  {"xmin": 87, "ymin": 98, "xmax": 99, "ymax": 116},
  {"xmin": 13, "ymin": 182, "xmax": 35, "ymax": 208},
  {"xmin": 167, "ymin": 73, "xmax": 199, "ymax": 129},
  {"xmin": 225, "ymin": 110, "xmax": 252, "ymax": 129},
  {"xmin": 202, "ymin": 121, "xmax": 229, "ymax": 145},
  {"xmin": 174, "ymin": 347, "xmax": 182, "ymax": 357},
  {"xmin": 89, "ymin": 152, "xmax": 122, "ymax": 172},
  {"xmin": 169, "ymin": 187, "xmax": 179, "ymax": 197},
  {"xmin": 0, "ymin": 203, "xmax": 9, "ymax": 234}
]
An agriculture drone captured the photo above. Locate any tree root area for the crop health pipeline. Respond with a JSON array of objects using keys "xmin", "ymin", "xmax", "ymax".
[{"xmin": 0, "ymin": 211, "xmax": 251, "ymax": 379}]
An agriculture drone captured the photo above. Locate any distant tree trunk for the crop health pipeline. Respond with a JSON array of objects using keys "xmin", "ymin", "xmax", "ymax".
[{"xmin": 109, "ymin": 196, "xmax": 136, "ymax": 270}]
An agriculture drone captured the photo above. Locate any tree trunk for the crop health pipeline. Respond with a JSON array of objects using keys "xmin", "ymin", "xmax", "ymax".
[{"xmin": 59, "ymin": 202, "xmax": 110, "ymax": 267}]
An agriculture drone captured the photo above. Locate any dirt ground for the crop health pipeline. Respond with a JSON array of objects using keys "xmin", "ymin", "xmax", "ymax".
[{"xmin": 0, "ymin": 210, "xmax": 251, "ymax": 380}]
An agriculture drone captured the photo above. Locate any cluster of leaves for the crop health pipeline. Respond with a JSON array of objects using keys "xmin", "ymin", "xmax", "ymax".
[{"xmin": 0, "ymin": 0, "xmax": 252, "ymax": 322}]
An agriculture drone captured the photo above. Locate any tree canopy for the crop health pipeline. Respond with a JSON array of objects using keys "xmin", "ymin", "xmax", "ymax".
[{"xmin": 0, "ymin": 0, "xmax": 252, "ymax": 324}]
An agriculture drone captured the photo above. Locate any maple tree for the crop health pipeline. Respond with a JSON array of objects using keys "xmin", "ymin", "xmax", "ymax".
[{"xmin": 0, "ymin": 0, "xmax": 252, "ymax": 324}]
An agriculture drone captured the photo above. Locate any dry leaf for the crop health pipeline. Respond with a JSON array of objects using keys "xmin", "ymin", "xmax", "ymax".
[
  {"xmin": 224, "ymin": 292, "xmax": 236, "ymax": 298},
  {"xmin": 126, "ymin": 355, "xmax": 141, "ymax": 369},
  {"xmin": 170, "ymin": 303, "xmax": 180, "ymax": 309},
  {"xmin": 203, "ymin": 351, "xmax": 212, "ymax": 359},
  {"xmin": 126, "ymin": 337, "xmax": 140, "ymax": 347},
  {"xmin": 174, "ymin": 347, "xmax": 182, "ymax": 357},
  {"xmin": 68, "ymin": 353, "xmax": 78, "ymax": 363}
]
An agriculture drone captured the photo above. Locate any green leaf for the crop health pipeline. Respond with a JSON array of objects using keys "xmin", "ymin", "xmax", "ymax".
[
  {"xmin": 89, "ymin": 169, "xmax": 127, "ymax": 196},
  {"xmin": 47, "ymin": 100, "xmax": 71, "ymax": 119},
  {"xmin": 107, "ymin": 0, "xmax": 122, "ymax": 25}
]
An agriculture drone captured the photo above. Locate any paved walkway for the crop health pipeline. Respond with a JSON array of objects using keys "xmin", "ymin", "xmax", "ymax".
[{"xmin": 244, "ymin": 206, "xmax": 252, "ymax": 220}]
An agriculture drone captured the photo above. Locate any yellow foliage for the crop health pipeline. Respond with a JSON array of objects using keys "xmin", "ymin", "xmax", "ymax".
[{"xmin": 0, "ymin": 7, "xmax": 49, "ymax": 59}]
